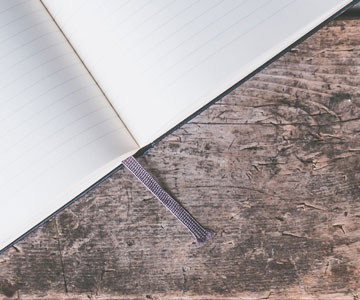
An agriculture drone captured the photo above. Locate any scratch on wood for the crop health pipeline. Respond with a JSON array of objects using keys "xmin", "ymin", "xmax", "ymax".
[
  {"xmin": 55, "ymin": 218, "xmax": 68, "ymax": 294},
  {"xmin": 281, "ymin": 232, "xmax": 307, "ymax": 239}
]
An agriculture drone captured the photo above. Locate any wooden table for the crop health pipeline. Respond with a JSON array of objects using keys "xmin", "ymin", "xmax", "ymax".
[{"xmin": 1, "ymin": 13, "xmax": 360, "ymax": 300}]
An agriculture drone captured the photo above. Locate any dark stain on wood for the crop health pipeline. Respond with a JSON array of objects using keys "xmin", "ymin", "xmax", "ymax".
[{"xmin": 0, "ymin": 280, "xmax": 17, "ymax": 298}]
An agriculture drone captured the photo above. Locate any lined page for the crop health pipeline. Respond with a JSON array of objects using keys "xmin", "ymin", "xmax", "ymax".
[
  {"xmin": 0, "ymin": 0, "xmax": 138, "ymax": 251},
  {"xmin": 42, "ymin": 0, "xmax": 353, "ymax": 147}
]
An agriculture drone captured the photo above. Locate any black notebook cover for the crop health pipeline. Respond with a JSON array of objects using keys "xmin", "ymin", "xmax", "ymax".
[{"xmin": 1, "ymin": 0, "xmax": 359, "ymax": 255}]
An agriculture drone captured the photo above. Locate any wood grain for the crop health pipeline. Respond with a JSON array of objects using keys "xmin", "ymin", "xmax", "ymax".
[{"xmin": 1, "ymin": 18, "xmax": 360, "ymax": 300}]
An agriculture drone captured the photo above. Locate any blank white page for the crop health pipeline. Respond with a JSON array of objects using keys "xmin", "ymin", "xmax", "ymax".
[
  {"xmin": 0, "ymin": 0, "xmax": 138, "ymax": 251},
  {"xmin": 42, "ymin": 0, "xmax": 353, "ymax": 147}
]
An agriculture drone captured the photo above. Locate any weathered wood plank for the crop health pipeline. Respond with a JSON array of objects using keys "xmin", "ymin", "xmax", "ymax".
[{"xmin": 1, "ymin": 18, "xmax": 360, "ymax": 300}]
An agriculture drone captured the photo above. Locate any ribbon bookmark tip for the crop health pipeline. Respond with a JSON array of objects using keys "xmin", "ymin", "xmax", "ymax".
[{"xmin": 196, "ymin": 229, "xmax": 216, "ymax": 247}]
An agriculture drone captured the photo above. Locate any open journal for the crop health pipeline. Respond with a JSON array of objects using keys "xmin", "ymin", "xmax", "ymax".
[{"xmin": 0, "ymin": 0, "xmax": 358, "ymax": 253}]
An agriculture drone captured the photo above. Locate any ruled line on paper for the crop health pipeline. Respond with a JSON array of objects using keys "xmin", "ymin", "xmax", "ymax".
[
  {"xmin": 93, "ymin": 0, "xmax": 179, "ymax": 59},
  {"xmin": 0, "ymin": 91, "xmax": 101, "ymax": 147},
  {"xmin": 136, "ymin": 0, "xmax": 271, "ymax": 80},
  {"xmin": 0, "ymin": 10, "xmax": 45, "ymax": 32},
  {"xmin": 0, "ymin": 70, "xmax": 86, "ymax": 110},
  {"xmin": 0, "ymin": 40, "xmax": 68, "ymax": 71},
  {"xmin": 133, "ymin": 0, "xmax": 224, "ymax": 65},
  {"xmin": 0, "ymin": 51, "xmax": 74, "ymax": 90},
  {"xmin": 0, "ymin": 125, "xmax": 126, "ymax": 200},
  {"xmin": 161, "ymin": 0, "xmax": 297, "ymax": 89},
  {"xmin": 0, "ymin": 54, "xmax": 81, "ymax": 93},
  {"xmin": 2, "ymin": 120, "xmax": 121, "ymax": 184},
  {"xmin": 0, "ymin": 0, "xmax": 28, "ymax": 16},
  {"xmin": 0, "ymin": 105, "xmax": 114, "ymax": 174},
  {"xmin": 0, "ymin": 82, "xmax": 98, "ymax": 132},
  {"xmin": 93, "ymin": 0, "xmax": 205, "ymax": 67},
  {"xmin": 136, "ymin": 0, "xmax": 251, "ymax": 75},
  {"xmin": 0, "ymin": 29, "xmax": 60, "ymax": 62}
]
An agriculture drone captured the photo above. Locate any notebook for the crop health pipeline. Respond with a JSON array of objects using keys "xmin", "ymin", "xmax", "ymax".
[{"xmin": 0, "ymin": 0, "xmax": 358, "ymax": 253}]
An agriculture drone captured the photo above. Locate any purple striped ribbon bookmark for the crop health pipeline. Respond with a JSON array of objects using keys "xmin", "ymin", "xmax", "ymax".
[{"xmin": 122, "ymin": 156, "xmax": 215, "ymax": 247}]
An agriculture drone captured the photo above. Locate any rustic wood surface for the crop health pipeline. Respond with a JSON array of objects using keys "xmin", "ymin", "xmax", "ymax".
[{"xmin": 1, "ymin": 16, "xmax": 360, "ymax": 300}]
